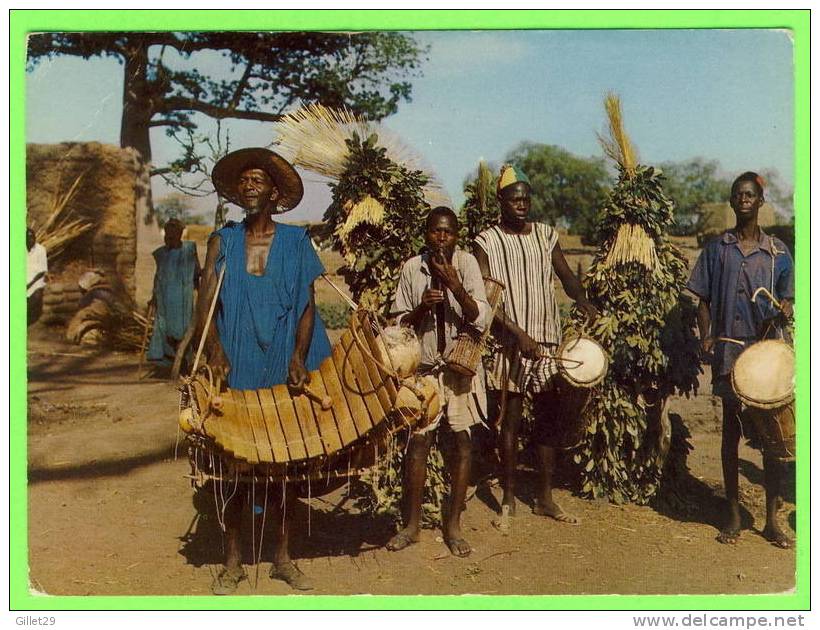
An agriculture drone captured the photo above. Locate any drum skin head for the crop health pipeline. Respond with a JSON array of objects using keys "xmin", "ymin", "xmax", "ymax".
[
  {"xmin": 560, "ymin": 337, "xmax": 607, "ymax": 386},
  {"xmin": 732, "ymin": 340, "xmax": 795, "ymax": 407}
]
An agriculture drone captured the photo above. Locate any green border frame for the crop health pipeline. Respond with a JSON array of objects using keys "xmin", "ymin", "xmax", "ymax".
[{"xmin": 10, "ymin": 9, "xmax": 810, "ymax": 611}]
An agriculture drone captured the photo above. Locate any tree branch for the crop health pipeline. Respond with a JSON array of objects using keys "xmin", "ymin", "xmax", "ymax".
[
  {"xmin": 228, "ymin": 61, "xmax": 254, "ymax": 110},
  {"xmin": 160, "ymin": 96, "xmax": 285, "ymax": 122},
  {"xmin": 148, "ymin": 118, "xmax": 195, "ymax": 129}
]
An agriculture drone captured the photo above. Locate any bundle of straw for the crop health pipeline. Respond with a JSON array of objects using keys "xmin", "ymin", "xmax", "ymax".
[
  {"xmin": 598, "ymin": 92, "xmax": 638, "ymax": 177},
  {"xmin": 602, "ymin": 223, "xmax": 658, "ymax": 270},
  {"xmin": 273, "ymin": 103, "xmax": 450, "ymax": 207},
  {"xmin": 34, "ymin": 169, "xmax": 94, "ymax": 259},
  {"xmin": 336, "ymin": 195, "xmax": 386, "ymax": 241}
]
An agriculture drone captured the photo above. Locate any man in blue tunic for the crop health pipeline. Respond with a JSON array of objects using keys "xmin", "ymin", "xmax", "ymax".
[
  {"xmin": 688, "ymin": 171, "xmax": 794, "ymax": 548},
  {"xmin": 194, "ymin": 148, "xmax": 331, "ymax": 593},
  {"xmin": 146, "ymin": 218, "xmax": 201, "ymax": 367}
]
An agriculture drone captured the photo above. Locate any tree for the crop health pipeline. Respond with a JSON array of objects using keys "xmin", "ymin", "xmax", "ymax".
[
  {"xmin": 150, "ymin": 192, "xmax": 207, "ymax": 227},
  {"xmin": 658, "ymin": 158, "xmax": 730, "ymax": 235},
  {"xmin": 758, "ymin": 168, "xmax": 794, "ymax": 219},
  {"xmin": 27, "ymin": 32, "xmax": 427, "ymax": 176},
  {"xmin": 505, "ymin": 142, "xmax": 612, "ymax": 239}
]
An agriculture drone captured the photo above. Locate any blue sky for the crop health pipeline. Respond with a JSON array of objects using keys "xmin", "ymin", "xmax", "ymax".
[{"xmin": 26, "ymin": 29, "xmax": 794, "ymax": 222}]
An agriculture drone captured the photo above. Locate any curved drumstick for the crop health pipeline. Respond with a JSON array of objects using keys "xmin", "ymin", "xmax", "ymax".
[
  {"xmin": 752, "ymin": 286, "xmax": 783, "ymax": 312},
  {"xmin": 537, "ymin": 347, "xmax": 583, "ymax": 367}
]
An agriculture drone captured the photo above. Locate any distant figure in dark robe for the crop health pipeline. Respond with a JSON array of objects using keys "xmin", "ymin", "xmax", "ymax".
[{"xmin": 147, "ymin": 218, "xmax": 201, "ymax": 366}]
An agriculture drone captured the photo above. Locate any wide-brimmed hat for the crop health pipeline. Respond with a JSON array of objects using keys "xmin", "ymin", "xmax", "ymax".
[{"xmin": 212, "ymin": 148, "xmax": 304, "ymax": 212}]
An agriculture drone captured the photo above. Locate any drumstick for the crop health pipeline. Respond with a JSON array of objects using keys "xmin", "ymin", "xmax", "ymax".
[
  {"xmin": 538, "ymin": 347, "xmax": 583, "ymax": 367},
  {"xmin": 210, "ymin": 377, "xmax": 225, "ymax": 413},
  {"xmin": 301, "ymin": 385, "xmax": 333, "ymax": 410},
  {"xmin": 716, "ymin": 337, "xmax": 746, "ymax": 347},
  {"xmin": 751, "ymin": 286, "xmax": 782, "ymax": 312}
]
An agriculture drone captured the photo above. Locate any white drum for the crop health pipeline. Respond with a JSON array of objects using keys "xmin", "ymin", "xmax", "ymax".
[
  {"xmin": 556, "ymin": 336, "xmax": 608, "ymax": 388},
  {"xmin": 731, "ymin": 339, "xmax": 794, "ymax": 409}
]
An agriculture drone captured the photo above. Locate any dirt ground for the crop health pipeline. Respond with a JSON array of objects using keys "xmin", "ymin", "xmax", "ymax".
[{"xmin": 26, "ymin": 325, "xmax": 796, "ymax": 597}]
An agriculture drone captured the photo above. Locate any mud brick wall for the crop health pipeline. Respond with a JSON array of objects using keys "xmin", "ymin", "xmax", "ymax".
[{"xmin": 27, "ymin": 142, "xmax": 152, "ymax": 321}]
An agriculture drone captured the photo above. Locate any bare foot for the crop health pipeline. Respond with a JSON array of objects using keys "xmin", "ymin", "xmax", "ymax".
[
  {"xmin": 386, "ymin": 527, "xmax": 419, "ymax": 551},
  {"xmin": 445, "ymin": 536, "xmax": 472, "ymax": 558},
  {"xmin": 762, "ymin": 525, "xmax": 794, "ymax": 549},
  {"xmin": 534, "ymin": 500, "xmax": 580, "ymax": 524}
]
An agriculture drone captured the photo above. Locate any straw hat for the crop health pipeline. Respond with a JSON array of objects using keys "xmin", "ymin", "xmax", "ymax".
[{"xmin": 211, "ymin": 148, "xmax": 304, "ymax": 212}]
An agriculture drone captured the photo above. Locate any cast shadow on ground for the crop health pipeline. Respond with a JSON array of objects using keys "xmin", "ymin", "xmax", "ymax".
[
  {"xmin": 738, "ymin": 457, "xmax": 796, "ymax": 504},
  {"xmin": 28, "ymin": 445, "xmax": 177, "ymax": 484},
  {"xmin": 177, "ymin": 482, "xmax": 396, "ymax": 571}
]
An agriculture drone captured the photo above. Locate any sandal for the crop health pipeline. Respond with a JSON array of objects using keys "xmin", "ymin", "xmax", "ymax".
[
  {"xmin": 762, "ymin": 527, "xmax": 794, "ymax": 549},
  {"xmin": 386, "ymin": 530, "xmax": 418, "ymax": 552},
  {"xmin": 270, "ymin": 561, "xmax": 314, "ymax": 591},
  {"xmin": 716, "ymin": 527, "xmax": 741, "ymax": 545},
  {"xmin": 211, "ymin": 566, "xmax": 247, "ymax": 595}
]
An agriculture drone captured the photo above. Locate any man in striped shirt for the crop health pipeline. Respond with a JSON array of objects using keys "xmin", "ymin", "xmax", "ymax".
[{"xmin": 474, "ymin": 165, "xmax": 597, "ymax": 531}]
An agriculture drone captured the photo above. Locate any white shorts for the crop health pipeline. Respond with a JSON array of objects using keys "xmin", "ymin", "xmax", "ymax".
[{"xmin": 414, "ymin": 366, "xmax": 487, "ymax": 435}]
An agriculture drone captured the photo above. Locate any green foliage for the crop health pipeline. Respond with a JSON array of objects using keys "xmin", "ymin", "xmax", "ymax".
[
  {"xmin": 658, "ymin": 158, "xmax": 731, "ymax": 236},
  {"xmin": 570, "ymin": 164, "xmax": 700, "ymax": 504},
  {"xmin": 323, "ymin": 131, "xmax": 431, "ymax": 312},
  {"xmin": 150, "ymin": 193, "xmax": 207, "ymax": 227},
  {"xmin": 323, "ymin": 132, "xmax": 448, "ymax": 525},
  {"xmin": 316, "ymin": 302, "xmax": 351, "ymax": 330},
  {"xmin": 506, "ymin": 142, "xmax": 612, "ymax": 240},
  {"xmin": 460, "ymin": 161, "xmax": 500, "ymax": 246},
  {"xmin": 350, "ymin": 432, "xmax": 448, "ymax": 528},
  {"xmin": 27, "ymin": 32, "xmax": 427, "ymax": 175}
]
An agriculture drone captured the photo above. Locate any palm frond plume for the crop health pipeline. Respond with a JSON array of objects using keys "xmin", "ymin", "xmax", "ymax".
[
  {"xmin": 273, "ymin": 103, "xmax": 450, "ymax": 207},
  {"xmin": 598, "ymin": 92, "xmax": 638, "ymax": 177}
]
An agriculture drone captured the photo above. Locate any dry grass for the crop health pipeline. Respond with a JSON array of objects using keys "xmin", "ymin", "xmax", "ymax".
[
  {"xmin": 33, "ymin": 169, "xmax": 94, "ymax": 258},
  {"xmin": 598, "ymin": 91, "xmax": 638, "ymax": 176},
  {"xmin": 273, "ymin": 103, "xmax": 450, "ymax": 207},
  {"xmin": 602, "ymin": 223, "xmax": 659, "ymax": 270}
]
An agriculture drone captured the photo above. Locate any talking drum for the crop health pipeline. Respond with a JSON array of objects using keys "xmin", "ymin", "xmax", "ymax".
[
  {"xmin": 732, "ymin": 339, "xmax": 795, "ymax": 461},
  {"xmin": 536, "ymin": 336, "xmax": 608, "ymax": 449},
  {"xmin": 445, "ymin": 277, "xmax": 505, "ymax": 377}
]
